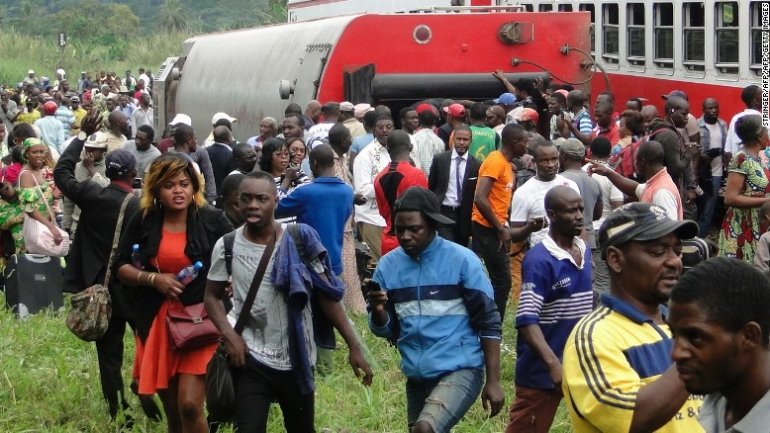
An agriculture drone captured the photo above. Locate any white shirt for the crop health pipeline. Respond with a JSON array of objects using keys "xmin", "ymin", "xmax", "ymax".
[
  {"xmin": 582, "ymin": 163, "xmax": 623, "ymax": 230},
  {"xmin": 443, "ymin": 149, "xmax": 468, "ymax": 207},
  {"xmin": 353, "ymin": 139, "xmax": 390, "ymax": 226},
  {"xmin": 635, "ymin": 184, "xmax": 679, "ymax": 220},
  {"xmin": 705, "ymin": 122, "xmax": 724, "ymax": 177},
  {"xmin": 411, "ymin": 128, "xmax": 445, "ymax": 176},
  {"xmin": 131, "ymin": 106, "xmax": 153, "ymax": 132},
  {"xmin": 305, "ymin": 122, "xmax": 334, "ymax": 150},
  {"xmin": 510, "ymin": 174, "xmax": 580, "ymax": 246},
  {"xmin": 725, "ymin": 109, "xmax": 762, "ymax": 154}
]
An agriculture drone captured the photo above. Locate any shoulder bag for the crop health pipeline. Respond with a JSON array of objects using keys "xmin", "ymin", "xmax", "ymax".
[
  {"xmin": 206, "ymin": 227, "xmax": 277, "ymax": 422},
  {"xmin": 20, "ymin": 169, "xmax": 70, "ymax": 257},
  {"xmin": 66, "ymin": 194, "xmax": 132, "ymax": 341}
]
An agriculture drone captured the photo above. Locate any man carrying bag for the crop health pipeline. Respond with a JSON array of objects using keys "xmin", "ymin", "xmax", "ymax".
[{"xmin": 53, "ymin": 112, "xmax": 160, "ymax": 425}]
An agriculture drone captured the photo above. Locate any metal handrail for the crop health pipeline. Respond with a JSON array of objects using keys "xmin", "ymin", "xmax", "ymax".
[{"xmin": 399, "ymin": 5, "xmax": 525, "ymax": 13}]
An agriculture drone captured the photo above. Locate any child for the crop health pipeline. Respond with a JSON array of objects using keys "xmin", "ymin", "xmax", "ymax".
[{"xmin": 753, "ymin": 200, "xmax": 770, "ymax": 273}]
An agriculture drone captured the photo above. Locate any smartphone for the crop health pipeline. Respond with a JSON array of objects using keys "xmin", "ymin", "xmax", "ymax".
[
  {"xmin": 365, "ymin": 279, "xmax": 381, "ymax": 294},
  {"xmin": 132, "ymin": 177, "xmax": 142, "ymax": 189}
]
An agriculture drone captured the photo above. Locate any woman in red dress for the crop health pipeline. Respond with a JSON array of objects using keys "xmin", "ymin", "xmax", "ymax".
[{"xmin": 116, "ymin": 154, "xmax": 232, "ymax": 432}]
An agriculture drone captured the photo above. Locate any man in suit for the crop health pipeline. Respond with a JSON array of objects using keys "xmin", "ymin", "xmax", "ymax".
[
  {"xmin": 54, "ymin": 113, "xmax": 159, "ymax": 425},
  {"xmin": 206, "ymin": 125, "xmax": 234, "ymax": 197},
  {"xmin": 428, "ymin": 124, "xmax": 480, "ymax": 247}
]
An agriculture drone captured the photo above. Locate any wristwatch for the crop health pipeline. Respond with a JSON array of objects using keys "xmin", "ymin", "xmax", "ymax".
[{"xmin": 77, "ymin": 131, "xmax": 88, "ymax": 141}]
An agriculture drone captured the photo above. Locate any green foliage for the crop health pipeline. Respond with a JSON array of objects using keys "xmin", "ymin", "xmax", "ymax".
[{"xmin": 0, "ymin": 292, "xmax": 574, "ymax": 432}]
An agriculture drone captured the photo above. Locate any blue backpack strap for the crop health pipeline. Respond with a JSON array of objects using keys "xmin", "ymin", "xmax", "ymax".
[{"xmin": 223, "ymin": 231, "xmax": 236, "ymax": 276}]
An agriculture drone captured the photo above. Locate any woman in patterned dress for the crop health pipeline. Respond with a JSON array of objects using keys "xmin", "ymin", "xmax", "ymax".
[
  {"xmin": 18, "ymin": 138, "xmax": 61, "ymax": 248},
  {"xmin": 718, "ymin": 115, "xmax": 770, "ymax": 262}
]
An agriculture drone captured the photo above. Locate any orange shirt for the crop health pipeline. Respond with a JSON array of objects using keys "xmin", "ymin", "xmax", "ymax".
[
  {"xmin": 153, "ymin": 229, "xmax": 191, "ymax": 274},
  {"xmin": 471, "ymin": 150, "xmax": 514, "ymax": 228}
]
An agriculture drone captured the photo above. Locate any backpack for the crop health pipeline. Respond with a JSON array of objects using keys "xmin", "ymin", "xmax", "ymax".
[{"xmin": 610, "ymin": 128, "xmax": 667, "ymax": 178}]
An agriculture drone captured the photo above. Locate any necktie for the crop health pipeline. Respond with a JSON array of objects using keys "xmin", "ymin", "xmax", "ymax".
[{"xmin": 455, "ymin": 155, "xmax": 463, "ymax": 203}]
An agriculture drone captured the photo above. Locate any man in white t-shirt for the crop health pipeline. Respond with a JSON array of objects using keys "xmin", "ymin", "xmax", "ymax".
[
  {"xmin": 697, "ymin": 98, "xmax": 728, "ymax": 237},
  {"xmin": 510, "ymin": 140, "xmax": 579, "ymax": 247},
  {"xmin": 724, "ymin": 85, "xmax": 762, "ymax": 156},
  {"xmin": 204, "ymin": 171, "xmax": 372, "ymax": 432}
]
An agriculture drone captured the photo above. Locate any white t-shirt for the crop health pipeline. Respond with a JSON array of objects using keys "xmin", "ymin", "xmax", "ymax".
[
  {"xmin": 208, "ymin": 226, "xmax": 315, "ymax": 370},
  {"xmin": 510, "ymin": 174, "xmax": 580, "ymax": 246},
  {"xmin": 635, "ymin": 184, "xmax": 679, "ymax": 220},
  {"xmin": 704, "ymin": 122, "xmax": 724, "ymax": 177},
  {"xmin": 582, "ymin": 163, "xmax": 624, "ymax": 231}
]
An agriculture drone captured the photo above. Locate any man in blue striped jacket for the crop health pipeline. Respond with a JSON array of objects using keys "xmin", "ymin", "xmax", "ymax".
[{"xmin": 368, "ymin": 186, "xmax": 504, "ymax": 433}]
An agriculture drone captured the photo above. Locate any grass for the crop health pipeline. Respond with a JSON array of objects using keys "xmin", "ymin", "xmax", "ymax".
[
  {"xmin": 0, "ymin": 291, "xmax": 574, "ymax": 432},
  {"xmin": 0, "ymin": 31, "xmax": 196, "ymax": 87}
]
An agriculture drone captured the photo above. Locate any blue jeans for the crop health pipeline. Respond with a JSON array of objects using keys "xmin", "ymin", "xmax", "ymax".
[
  {"xmin": 698, "ymin": 176, "xmax": 722, "ymax": 237},
  {"xmin": 406, "ymin": 368, "xmax": 484, "ymax": 433}
]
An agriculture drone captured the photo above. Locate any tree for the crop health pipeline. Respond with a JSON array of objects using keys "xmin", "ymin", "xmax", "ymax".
[
  {"xmin": 255, "ymin": 0, "xmax": 287, "ymax": 25},
  {"xmin": 160, "ymin": 0, "xmax": 187, "ymax": 31}
]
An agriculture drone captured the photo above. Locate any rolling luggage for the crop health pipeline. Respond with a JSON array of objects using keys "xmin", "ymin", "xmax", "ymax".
[
  {"xmin": 681, "ymin": 237, "xmax": 711, "ymax": 272},
  {"xmin": 4, "ymin": 254, "xmax": 63, "ymax": 318}
]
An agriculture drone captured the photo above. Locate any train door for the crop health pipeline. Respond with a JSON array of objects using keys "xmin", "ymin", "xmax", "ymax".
[{"xmin": 292, "ymin": 43, "xmax": 333, "ymax": 104}]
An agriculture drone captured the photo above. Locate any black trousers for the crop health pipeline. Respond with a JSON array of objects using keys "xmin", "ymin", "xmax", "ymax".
[
  {"xmin": 471, "ymin": 222, "xmax": 512, "ymax": 320},
  {"xmin": 234, "ymin": 355, "xmax": 315, "ymax": 433},
  {"xmin": 95, "ymin": 313, "xmax": 131, "ymax": 418}
]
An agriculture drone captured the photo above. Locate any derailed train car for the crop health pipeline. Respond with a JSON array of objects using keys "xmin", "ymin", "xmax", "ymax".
[{"xmin": 154, "ymin": 9, "xmax": 592, "ymax": 138}]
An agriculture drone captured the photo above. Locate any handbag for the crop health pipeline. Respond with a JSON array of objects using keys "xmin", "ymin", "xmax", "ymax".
[
  {"xmin": 66, "ymin": 194, "xmax": 132, "ymax": 341},
  {"xmin": 206, "ymin": 228, "xmax": 277, "ymax": 422},
  {"xmin": 20, "ymin": 170, "xmax": 70, "ymax": 257},
  {"xmin": 166, "ymin": 301, "xmax": 221, "ymax": 350}
]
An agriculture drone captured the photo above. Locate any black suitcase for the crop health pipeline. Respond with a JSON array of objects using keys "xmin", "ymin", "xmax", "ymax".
[
  {"xmin": 4, "ymin": 254, "xmax": 63, "ymax": 318},
  {"xmin": 681, "ymin": 237, "xmax": 711, "ymax": 272}
]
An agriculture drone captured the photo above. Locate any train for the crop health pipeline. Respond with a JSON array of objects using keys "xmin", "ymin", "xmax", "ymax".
[
  {"xmin": 286, "ymin": 0, "xmax": 764, "ymax": 119},
  {"xmin": 153, "ymin": 5, "xmax": 592, "ymax": 138}
]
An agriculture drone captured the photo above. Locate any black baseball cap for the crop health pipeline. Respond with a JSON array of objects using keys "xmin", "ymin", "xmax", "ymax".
[
  {"xmin": 394, "ymin": 187, "xmax": 454, "ymax": 225},
  {"xmin": 105, "ymin": 150, "xmax": 136, "ymax": 179},
  {"xmin": 599, "ymin": 203, "xmax": 698, "ymax": 259}
]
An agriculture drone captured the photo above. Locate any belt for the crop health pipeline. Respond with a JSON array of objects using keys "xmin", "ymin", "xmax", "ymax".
[{"xmin": 441, "ymin": 204, "xmax": 460, "ymax": 211}]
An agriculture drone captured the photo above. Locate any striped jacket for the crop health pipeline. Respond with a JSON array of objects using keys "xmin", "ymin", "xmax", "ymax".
[{"xmin": 369, "ymin": 235, "xmax": 501, "ymax": 380}]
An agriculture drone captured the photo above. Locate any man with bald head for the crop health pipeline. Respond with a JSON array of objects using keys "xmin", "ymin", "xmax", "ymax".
[
  {"xmin": 648, "ymin": 96, "xmax": 699, "ymax": 213},
  {"xmin": 375, "ymin": 129, "xmax": 428, "ymax": 255},
  {"xmin": 590, "ymin": 140, "xmax": 683, "ymax": 220},
  {"xmin": 207, "ymin": 125, "xmax": 234, "ymax": 196},
  {"xmin": 103, "ymin": 110, "xmax": 128, "ymax": 152},
  {"xmin": 304, "ymin": 100, "xmax": 322, "ymax": 130},
  {"xmin": 507, "ymin": 185, "xmax": 593, "ymax": 433},
  {"xmin": 641, "ymin": 105, "xmax": 659, "ymax": 133}
]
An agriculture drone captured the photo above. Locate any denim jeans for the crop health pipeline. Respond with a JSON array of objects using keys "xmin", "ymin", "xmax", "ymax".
[
  {"xmin": 472, "ymin": 222, "xmax": 512, "ymax": 319},
  {"xmin": 698, "ymin": 176, "xmax": 722, "ymax": 237},
  {"xmin": 406, "ymin": 368, "xmax": 484, "ymax": 433}
]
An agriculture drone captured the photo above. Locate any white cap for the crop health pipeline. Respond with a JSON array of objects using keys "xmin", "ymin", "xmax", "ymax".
[
  {"xmin": 211, "ymin": 112, "xmax": 237, "ymax": 125},
  {"xmin": 56, "ymin": 68, "xmax": 65, "ymax": 77},
  {"xmin": 354, "ymin": 103, "xmax": 374, "ymax": 119},
  {"xmin": 169, "ymin": 113, "xmax": 192, "ymax": 126},
  {"xmin": 339, "ymin": 101, "xmax": 355, "ymax": 112},
  {"xmin": 84, "ymin": 132, "xmax": 109, "ymax": 149},
  {"xmin": 28, "ymin": 70, "xmax": 34, "ymax": 75}
]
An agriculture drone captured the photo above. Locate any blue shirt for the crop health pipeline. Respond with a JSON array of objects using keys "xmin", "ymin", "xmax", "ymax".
[
  {"xmin": 350, "ymin": 133, "xmax": 374, "ymax": 154},
  {"xmin": 370, "ymin": 235, "xmax": 501, "ymax": 380},
  {"xmin": 274, "ymin": 177, "xmax": 353, "ymax": 275},
  {"xmin": 516, "ymin": 236, "xmax": 593, "ymax": 389}
]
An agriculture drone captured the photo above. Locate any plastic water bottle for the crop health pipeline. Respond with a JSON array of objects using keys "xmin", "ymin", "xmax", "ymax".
[
  {"xmin": 131, "ymin": 244, "xmax": 142, "ymax": 269},
  {"xmin": 177, "ymin": 261, "xmax": 203, "ymax": 286}
]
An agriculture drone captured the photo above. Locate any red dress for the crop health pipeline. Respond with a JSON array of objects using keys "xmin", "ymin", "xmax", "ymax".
[{"xmin": 132, "ymin": 229, "xmax": 217, "ymax": 395}]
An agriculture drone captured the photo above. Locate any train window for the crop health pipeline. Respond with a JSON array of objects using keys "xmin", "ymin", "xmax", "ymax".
[
  {"xmin": 653, "ymin": 2, "xmax": 674, "ymax": 68},
  {"xmin": 579, "ymin": 4, "xmax": 595, "ymax": 56},
  {"xmin": 539, "ymin": 4, "xmax": 553, "ymax": 11},
  {"xmin": 715, "ymin": 1, "xmax": 739, "ymax": 74},
  {"xmin": 683, "ymin": 2, "xmax": 705, "ymax": 71},
  {"xmin": 627, "ymin": 3, "xmax": 645, "ymax": 66},
  {"xmin": 558, "ymin": 4, "xmax": 573, "ymax": 12},
  {"xmin": 521, "ymin": 3, "xmax": 534, "ymax": 12},
  {"xmin": 603, "ymin": 4, "xmax": 619, "ymax": 63},
  {"xmin": 750, "ymin": 2, "xmax": 763, "ymax": 74}
]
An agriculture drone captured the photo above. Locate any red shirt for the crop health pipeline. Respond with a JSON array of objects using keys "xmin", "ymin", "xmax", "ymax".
[
  {"xmin": 374, "ymin": 161, "xmax": 428, "ymax": 255},
  {"xmin": 592, "ymin": 121, "xmax": 621, "ymax": 146}
]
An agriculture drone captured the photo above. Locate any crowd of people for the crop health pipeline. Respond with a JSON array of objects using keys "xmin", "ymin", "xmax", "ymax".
[{"xmin": 3, "ymin": 64, "xmax": 770, "ymax": 433}]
